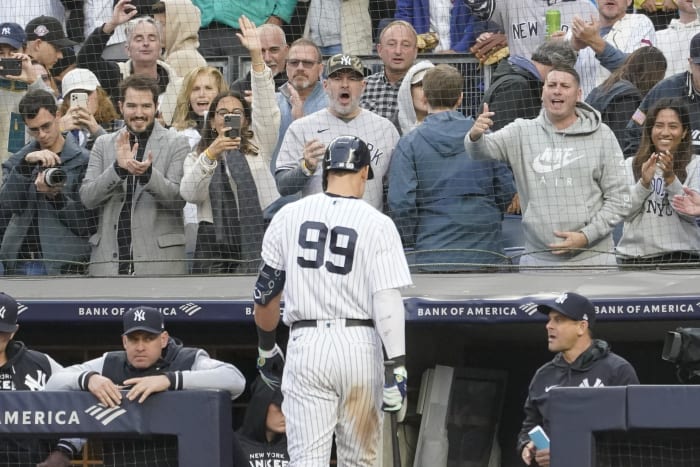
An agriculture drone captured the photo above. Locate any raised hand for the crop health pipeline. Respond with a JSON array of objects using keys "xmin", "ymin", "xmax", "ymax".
[
  {"xmin": 105, "ymin": 0, "xmax": 139, "ymax": 34},
  {"xmin": 468, "ymin": 102, "xmax": 494, "ymax": 141}
]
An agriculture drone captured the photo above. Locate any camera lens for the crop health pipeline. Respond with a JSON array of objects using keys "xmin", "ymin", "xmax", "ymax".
[{"xmin": 44, "ymin": 168, "xmax": 66, "ymax": 188}]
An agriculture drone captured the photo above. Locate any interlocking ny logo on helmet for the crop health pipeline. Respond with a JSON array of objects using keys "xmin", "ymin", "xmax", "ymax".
[{"xmin": 322, "ymin": 136, "xmax": 374, "ymax": 191}]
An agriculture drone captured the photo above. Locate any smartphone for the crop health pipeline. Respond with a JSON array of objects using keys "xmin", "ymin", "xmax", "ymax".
[
  {"xmin": 528, "ymin": 425, "xmax": 550, "ymax": 450},
  {"xmin": 0, "ymin": 58, "xmax": 22, "ymax": 77},
  {"xmin": 70, "ymin": 92, "xmax": 88, "ymax": 109},
  {"xmin": 223, "ymin": 113, "xmax": 242, "ymax": 138}
]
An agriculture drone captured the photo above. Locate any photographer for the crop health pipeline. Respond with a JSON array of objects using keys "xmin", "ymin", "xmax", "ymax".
[{"xmin": 0, "ymin": 88, "xmax": 95, "ymax": 275}]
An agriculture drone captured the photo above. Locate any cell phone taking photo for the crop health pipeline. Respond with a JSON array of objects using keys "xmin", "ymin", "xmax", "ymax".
[
  {"xmin": 0, "ymin": 58, "xmax": 22, "ymax": 77},
  {"xmin": 223, "ymin": 113, "xmax": 241, "ymax": 138},
  {"xmin": 70, "ymin": 92, "xmax": 88, "ymax": 109}
]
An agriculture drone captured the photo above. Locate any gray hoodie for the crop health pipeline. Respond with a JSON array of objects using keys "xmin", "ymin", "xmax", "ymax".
[{"xmin": 466, "ymin": 102, "xmax": 640, "ymax": 264}]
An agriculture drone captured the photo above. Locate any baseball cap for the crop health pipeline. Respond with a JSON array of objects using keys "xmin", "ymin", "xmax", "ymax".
[
  {"xmin": 0, "ymin": 23, "xmax": 26, "ymax": 50},
  {"xmin": 25, "ymin": 16, "xmax": 77, "ymax": 48},
  {"xmin": 0, "ymin": 292, "xmax": 19, "ymax": 333},
  {"xmin": 411, "ymin": 68, "xmax": 430, "ymax": 85},
  {"xmin": 536, "ymin": 292, "xmax": 596, "ymax": 327},
  {"xmin": 691, "ymin": 33, "xmax": 700, "ymax": 64},
  {"xmin": 326, "ymin": 54, "xmax": 365, "ymax": 78},
  {"xmin": 61, "ymin": 68, "xmax": 100, "ymax": 96},
  {"xmin": 122, "ymin": 306, "xmax": 165, "ymax": 335}
]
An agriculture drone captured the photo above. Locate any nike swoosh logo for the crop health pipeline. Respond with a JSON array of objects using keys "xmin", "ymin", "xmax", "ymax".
[
  {"xmin": 317, "ymin": 128, "xmax": 329, "ymax": 133},
  {"xmin": 544, "ymin": 385, "xmax": 560, "ymax": 393},
  {"xmin": 532, "ymin": 148, "xmax": 585, "ymax": 174}
]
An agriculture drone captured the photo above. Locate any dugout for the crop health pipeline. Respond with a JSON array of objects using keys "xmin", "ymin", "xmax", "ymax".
[{"xmin": 1, "ymin": 269, "xmax": 698, "ymax": 466}]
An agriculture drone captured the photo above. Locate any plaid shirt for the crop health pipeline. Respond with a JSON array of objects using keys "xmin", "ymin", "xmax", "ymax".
[{"xmin": 360, "ymin": 71, "xmax": 403, "ymax": 122}]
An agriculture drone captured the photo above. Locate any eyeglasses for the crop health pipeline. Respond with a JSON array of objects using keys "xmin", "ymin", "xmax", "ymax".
[
  {"xmin": 287, "ymin": 59, "xmax": 320, "ymax": 69},
  {"xmin": 27, "ymin": 119, "xmax": 55, "ymax": 135},
  {"xmin": 215, "ymin": 108, "xmax": 243, "ymax": 117}
]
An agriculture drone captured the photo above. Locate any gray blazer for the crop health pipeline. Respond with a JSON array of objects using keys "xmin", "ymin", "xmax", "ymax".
[{"xmin": 80, "ymin": 124, "xmax": 189, "ymax": 276}]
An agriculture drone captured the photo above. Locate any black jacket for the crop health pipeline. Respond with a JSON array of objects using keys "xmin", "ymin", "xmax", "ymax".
[
  {"xmin": 481, "ymin": 58, "xmax": 543, "ymax": 131},
  {"xmin": 0, "ymin": 341, "xmax": 59, "ymax": 466},
  {"xmin": 516, "ymin": 339, "xmax": 639, "ymax": 458},
  {"xmin": 586, "ymin": 79, "xmax": 642, "ymax": 149}
]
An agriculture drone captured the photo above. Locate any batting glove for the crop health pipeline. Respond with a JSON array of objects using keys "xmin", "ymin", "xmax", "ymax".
[
  {"xmin": 382, "ymin": 365, "xmax": 407, "ymax": 413},
  {"xmin": 257, "ymin": 344, "xmax": 285, "ymax": 390}
]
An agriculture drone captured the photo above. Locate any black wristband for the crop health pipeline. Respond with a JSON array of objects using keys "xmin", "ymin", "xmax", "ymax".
[
  {"xmin": 257, "ymin": 327, "xmax": 277, "ymax": 352},
  {"xmin": 164, "ymin": 371, "xmax": 182, "ymax": 390},
  {"xmin": 392, "ymin": 355, "xmax": 406, "ymax": 368},
  {"xmin": 79, "ymin": 371, "xmax": 99, "ymax": 391},
  {"xmin": 56, "ymin": 440, "xmax": 78, "ymax": 458}
]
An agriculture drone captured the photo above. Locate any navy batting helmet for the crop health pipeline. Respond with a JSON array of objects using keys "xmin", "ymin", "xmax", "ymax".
[{"xmin": 322, "ymin": 136, "xmax": 374, "ymax": 190}]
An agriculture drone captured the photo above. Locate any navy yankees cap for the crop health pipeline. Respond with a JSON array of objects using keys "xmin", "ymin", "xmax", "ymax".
[
  {"xmin": 536, "ymin": 292, "xmax": 596, "ymax": 328},
  {"xmin": 122, "ymin": 306, "xmax": 165, "ymax": 335},
  {"xmin": 0, "ymin": 292, "xmax": 19, "ymax": 333},
  {"xmin": 0, "ymin": 23, "xmax": 26, "ymax": 50}
]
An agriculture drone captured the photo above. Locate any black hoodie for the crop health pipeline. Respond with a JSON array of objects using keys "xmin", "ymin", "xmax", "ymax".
[
  {"xmin": 234, "ymin": 377, "xmax": 288, "ymax": 466},
  {"xmin": 516, "ymin": 339, "xmax": 639, "ymax": 457}
]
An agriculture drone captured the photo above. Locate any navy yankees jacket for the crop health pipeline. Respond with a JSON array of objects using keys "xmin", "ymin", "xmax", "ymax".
[{"xmin": 516, "ymin": 339, "xmax": 639, "ymax": 457}]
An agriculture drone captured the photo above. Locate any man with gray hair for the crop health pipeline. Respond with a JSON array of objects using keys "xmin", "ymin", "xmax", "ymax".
[
  {"xmin": 76, "ymin": 0, "xmax": 182, "ymax": 125},
  {"xmin": 481, "ymin": 40, "xmax": 578, "ymax": 132}
]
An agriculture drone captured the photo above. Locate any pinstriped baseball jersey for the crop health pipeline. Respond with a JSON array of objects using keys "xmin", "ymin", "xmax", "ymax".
[
  {"xmin": 275, "ymin": 109, "xmax": 400, "ymax": 210},
  {"xmin": 262, "ymin": 192, "xmax": 412, "ymax": 324}
]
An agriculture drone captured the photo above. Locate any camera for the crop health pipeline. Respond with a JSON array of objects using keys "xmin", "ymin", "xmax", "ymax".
[
  {"xmin": 44, "ymin": 168, "xmax": 66, "ymax": 188},
  {"xmin": 662, "ymin": 328, "xmax": 700, "ymax": 382}
]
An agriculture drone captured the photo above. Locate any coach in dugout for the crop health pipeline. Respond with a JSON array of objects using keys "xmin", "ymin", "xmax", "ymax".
[
  {"xmin": 0, "ymin": 291, "xmax": 76, "ymax": 467},
  {"xmin": 518, "ymin": 292, "xmax": 638, "ymax": 467},
  {"xmin": 45, "ymin": 306, "xmax": 246, "ymax": 466}
]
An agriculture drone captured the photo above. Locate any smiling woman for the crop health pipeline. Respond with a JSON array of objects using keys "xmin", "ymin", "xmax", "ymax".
[{"xmin": 617, "ymin": 97, "xmax": 700, "ymax": 264}]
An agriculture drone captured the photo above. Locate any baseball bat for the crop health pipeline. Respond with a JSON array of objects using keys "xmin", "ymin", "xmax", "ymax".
[{"xmin": 384, "ymin": 361, "xmax": 401, "ymax": 467}]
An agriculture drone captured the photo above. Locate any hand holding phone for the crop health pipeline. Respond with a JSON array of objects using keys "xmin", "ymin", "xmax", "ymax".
[
  {"xmin": 528, "ymin": 425, "xmax": 550, "ymax": 450},
  {"xmin": 0, "ymin": 58, "xmax": 23, "ymax": 77},
  {"xmin": 70, "ymin": 92, "xmax": 88, "ymax": 109},
  {"xmin": 223, "ymin": 113, "xmax": 242, "ymax": 138}
]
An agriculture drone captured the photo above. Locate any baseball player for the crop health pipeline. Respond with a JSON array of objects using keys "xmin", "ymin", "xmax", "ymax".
[
  {"xmin": 253, "ymin": 135, "xmax": 412, "ymax": 467},
  {"xmin": 274, "ymin": 53, "xmax": 400, "ymax": 211}
]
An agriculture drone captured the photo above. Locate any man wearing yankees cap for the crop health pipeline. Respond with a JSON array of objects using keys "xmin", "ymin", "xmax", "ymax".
[
  {"xmin": 46, "ymin": 306, "xmax": 246, "ymax": 465},
  {"xmin": 517, "ymin": 292, "xmax": 639, "ymax": 467}
]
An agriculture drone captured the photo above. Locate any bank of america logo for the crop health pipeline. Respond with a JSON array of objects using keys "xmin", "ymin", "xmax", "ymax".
[
  {"xmin": 179, "ymin": 303, "xmax": 201, "ymax": 316},
  {"xmin": 17, "ymin": 303, "xmax": 27, "ymax": 315},
  {"xmin": 85, "ymin": 404, "xmax": 127, "ymax": 426},
  {"xmin": 519, "ymin": 302, "xmax": 539, "ymax": 316}
]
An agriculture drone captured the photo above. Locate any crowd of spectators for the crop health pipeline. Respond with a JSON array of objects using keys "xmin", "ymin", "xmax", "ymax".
[{"xmin": 0, "ymin": 0, "xmax": 699, "ymax": 276}]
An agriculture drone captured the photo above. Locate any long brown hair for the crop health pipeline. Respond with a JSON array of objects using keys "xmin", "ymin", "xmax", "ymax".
[
  {"xmin": 172, "ymin": 66, "xmax": 228, "ymax": 131},
  {"xmin": 632, "ymin": 97, "xmax": 692, "ymax": 183},
  {"xmin": 600, "ymin": 46, "xmax": 666, "ymax": 97},
  {"xmin": 197, "ymin": 91, "xmax": 258, "ymax": 156}
]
